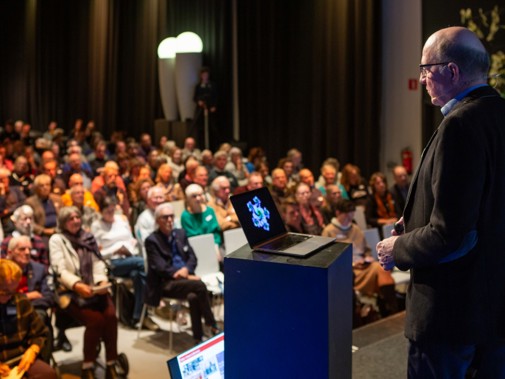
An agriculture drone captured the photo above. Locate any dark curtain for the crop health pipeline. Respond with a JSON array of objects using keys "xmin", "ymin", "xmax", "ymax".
[
  {"xmin": 0, "ymin": 0, "xmax": 380, "ymax": 176},
  {"xmin": 236, "ymin": 0, "xmax": 381, "ymax": 175}
]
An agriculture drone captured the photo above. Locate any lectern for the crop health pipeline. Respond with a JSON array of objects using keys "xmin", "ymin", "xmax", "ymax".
[{"xmin": 224, "ymin": 242, "xmax": 352, "ymax": 379}]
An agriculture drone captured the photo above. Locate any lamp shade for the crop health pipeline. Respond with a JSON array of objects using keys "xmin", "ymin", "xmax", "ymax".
[{"xmin": 158, "ymin": 37, "xmax": 178, "ymax": 120}]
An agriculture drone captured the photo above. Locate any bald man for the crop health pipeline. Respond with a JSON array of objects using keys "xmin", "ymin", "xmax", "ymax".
[{"xmin": 377, "ymin": 27, "xmax": 505, "ymax": 378}]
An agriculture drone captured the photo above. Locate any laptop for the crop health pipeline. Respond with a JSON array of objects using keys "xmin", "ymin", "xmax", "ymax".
[
  {"xmin": 230, "ymin": 187, "xmax": 335, "ymax": 257},
  {"xmin": 167, "ymin": 333, "xmax": 224, "ymax": 379}
]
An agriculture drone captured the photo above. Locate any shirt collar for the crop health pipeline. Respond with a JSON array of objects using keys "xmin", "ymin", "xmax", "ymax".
[{"xmin": 441, "ymin": 84, "xmax": 489, "ymax": 116}]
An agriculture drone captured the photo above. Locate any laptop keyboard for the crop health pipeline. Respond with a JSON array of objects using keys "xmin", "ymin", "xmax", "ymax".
[{"xmin": 261, "ymin": 234, "xmax": 310, "ymax": 251}]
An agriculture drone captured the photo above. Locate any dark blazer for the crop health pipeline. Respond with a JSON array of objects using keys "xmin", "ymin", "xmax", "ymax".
[
  {"xmin": 389, "ymin": 183, "xmax": 409, "ymax": 217},
  {"xmin": 144, "ymin": 228, "xmax": 197, "ymax": 306},
  {"xmin": 394, "ymin": 86, "xmax": 505, "ymax": 344},
  {"xmin": 26, "ymin": 261, "xmax": 55, "ymax": 310}
]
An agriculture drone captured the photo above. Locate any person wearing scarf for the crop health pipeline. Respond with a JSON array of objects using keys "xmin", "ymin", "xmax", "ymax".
[
  {"xmin": 365, "ymin": 172, "xmax": 398, "ymax": 234},
  {"xmin": 294, "ymin": 182, "xmax": 325, "ymax": 236},
  {"xmin": 322, "ymin": 200, "xmax": 398, "ymax": 317},
  {"xmin": 49, "ymin": 206, "xmax": 122, "ymax": 379}
]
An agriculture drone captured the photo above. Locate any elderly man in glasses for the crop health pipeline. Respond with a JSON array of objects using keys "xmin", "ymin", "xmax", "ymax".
[{"xmin": 377, "ymin": 27, "xmax": 505, "ymax": 378}]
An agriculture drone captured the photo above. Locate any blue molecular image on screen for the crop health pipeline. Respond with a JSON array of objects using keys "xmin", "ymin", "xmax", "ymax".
[{"xmin": 247, "ymin": 196, "xmax": 270, "ymax": 231}]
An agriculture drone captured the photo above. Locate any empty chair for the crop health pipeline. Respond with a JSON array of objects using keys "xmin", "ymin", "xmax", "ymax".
[
  {"xmin": 188, "ymin": 234, "xmax": 224, "ymax": 295},
  {"xmin": 223, "ymin": 227, "xmax": 248, "ymax": 255}
]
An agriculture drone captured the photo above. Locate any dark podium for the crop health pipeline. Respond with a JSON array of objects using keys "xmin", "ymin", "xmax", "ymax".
[{"xmin": 224, "ymin": 242, "xmax": 353, "ymax": 379}]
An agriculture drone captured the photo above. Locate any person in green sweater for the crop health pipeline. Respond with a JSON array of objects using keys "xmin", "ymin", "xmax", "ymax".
[{"xmin": 181, "ymin": 184, "xmax": 223, "ymax": 262}]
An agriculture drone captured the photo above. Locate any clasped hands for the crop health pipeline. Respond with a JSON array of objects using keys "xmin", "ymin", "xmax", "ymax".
[
  {"xmin": 376, "ymin": 217, "xmax": 404, "ymax": 271},
  {"xmin": 0, "ymin": 344, "xmax": 40, "ymax": 376}
]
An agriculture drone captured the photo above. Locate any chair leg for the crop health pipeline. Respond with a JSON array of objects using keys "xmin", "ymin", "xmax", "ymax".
[{"xmin": 136, "ymin": 304, "xmax": 147, "ymax": 339}]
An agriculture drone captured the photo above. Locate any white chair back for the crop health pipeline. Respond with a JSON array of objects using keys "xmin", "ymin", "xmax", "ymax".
[
  {"xmin": 188, "ymin": 234, "xmax": 224, "ymax": 295},
  {"xmin": 382, "ymin": 223, "xmax": 395, "ymax": 239},
  {"xmin": 223, "ymin": 227, "xmax": 248, "ymax": 255},
  {"xmin": 363, "ymin": 228, "xmax": 381, "ymax": 260},
  {"xmin": 354, "ymin": 205, "xmax": 367, "ymax": 230}
]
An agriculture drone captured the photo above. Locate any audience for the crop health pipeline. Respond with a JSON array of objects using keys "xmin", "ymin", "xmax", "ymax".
[
  {"xmin": 91, "ymin": 197, "xmax": 159, "ymax": 331},
  {"xmin": 322, "ymin": 200, "xmax": 398, "ymax": 317},
  {"xmin": 145, "ymin": 203, "xmax": 219, "ymax": 345},
  {"xmin": 0, "ymin": 259, "xmax": 57, "ymax": 378},
  {"xmin": 365, "ymin": 172, "xmax": 398, "ymax": 232},
  {"xmin": 49, "ymin": 206, "xmax": 120, "ymax": 379},
  {"xmin": 0, "ymin": 117, "xmax": 411, "ymax": 373}
]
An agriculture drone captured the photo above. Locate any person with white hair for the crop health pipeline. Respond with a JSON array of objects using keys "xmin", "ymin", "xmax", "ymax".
[
  {"xmin": 0, "ymin": 205, "xmax": 49, "ymax": 266},
  {"xmin": 207, "ymin": 176, "xmax": 240, "ymax": 231},
  {"xmin": 134, "ymin": 186, "xmax": 166, "ymax": 257},
  {"xmin": 145, "ymin": 202, "xmax": 220, "ymax": 345}
]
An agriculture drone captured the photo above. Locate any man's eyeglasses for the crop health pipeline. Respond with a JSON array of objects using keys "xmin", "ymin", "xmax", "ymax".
[
  {"xmin": 159, "ymin": 214, "xmax": 174, "ymax": 220},
  {"xmin": 419, "ymin": 62, "xmax": 450, "ymax": 78}
]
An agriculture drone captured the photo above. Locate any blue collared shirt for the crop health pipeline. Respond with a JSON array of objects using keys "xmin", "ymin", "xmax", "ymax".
[{"xmin": 441, "ymin": 84, "xmax": 489, "ymax": 116}]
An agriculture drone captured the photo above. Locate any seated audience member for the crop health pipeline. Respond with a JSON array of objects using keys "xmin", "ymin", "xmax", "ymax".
[
  {"xmin": 93, "ymin": 165, "xmax": 130, "ymax": 216},
  {"xmin": 88, "ymin": 141, "xmax": 109, "ymax": 178},
  {"xmin": 233, "ymin": 171, "xmax": 264, "ymax": 195},
  {"xmin": 208, "ymin": 151, "xmax": 239, "ymax": 192},
  {"xmin": 277, "ymin": 157, "xmax": 296, "ymax": 189},
  {"xmin": 207, "ymin": 176, "xmax": 240, "ymax": 231},
  {"xmin": 1, "ymin": 205, "xmax": 49, "ymax": 266},
  {"xmin": 246, "ymin": 146, "xmax": 266, "ymax": 173},
  {"xmin": 0, "ymin": 144, "xmax": 14, "ymax": 171},
  {"xmin": 0, "ymin": 259, "xmax": 57, "ymax": 379},
  {"xmin": 6, "ymin": 236, "xmax": 55, "ymax": 362},
  {"xmin": 145, "ymin": 203, "xmax": 220, "ymax": 344},
  {"xmin": 389, "ymin": 165, "xmax": 410, "ymax": 217},
  {"xmin": 181, "ymin": 137, "xmax": 202, "ymax": 162},
  {"xmin": 139, "ymin": 133, "xmax": 155, "ymax": 159},
  {"xmin": 199, "ymin": 149, "xmax": 212, "ymax": 172},
  {"xmin": 61, "ymin": 173, "xmax": 99, "ymax": 211},
  {"xmin": 316, "ymin": 161, "xmax": 340, "ymax": 195},
  {"xmin": 62, "ymin": 151, "xmax": 93, "ymax": 190},
  {"xmin": 181, "ymin": 184, "xmax": 222, "ymax": 260},
  {"xmin": 91, "ymin": 197, "xmax": 159, "ymax": 331},
  {"xmin": 365, "ymin": 172, "xmax": 398, "ymax": 232},
  {"xmin": 321, "ymin": 184, "xmax": 343, "ymax": 225},
  {"xmin": 286, "ymin": 148, "xmax": 303, "ymax": 180},
  {"xmin": 294, "ymin": 182, "xmax": 325, "ymax": 235},
  {"xmin": 9, "ymin": 156, "xmax": 34, "ymax": 197},
  {"xmin": 90, "ymin": 161, "xmax": 127, "ymax": 195},
  {"xmin": 0, "ymin": 168, "xmax": 27, "ymax": 235},
  {"xmin": 49, "ymin": 206, "xmax": 121, "ymax": 379},
  {"xmin": 146, "ymin": 150, "xmax": 165, "ymax": 180},
  {"xmin": 25, "ymin": 174, "xmax": 63, "ymax": 244},
  {"xmin": 281, "ymin": 198, "xmax": 303, "ymax": 233},
  {"xmin": 225, "ymin": 147, "xmax": 249, "ymax": 187},
  {"xmin": 168, "ymin": 147, "xmax": 184, "ymax": 180},
  {"xmin": 0, "ymin": 119, "xmax": 20, "ymax": 143},
  {"xmin": 339, "ymin": 163, "xmax": 370, "ymax": 206},
  {"xmin": 178, "ymin": 156, "xmax": 200, "ymax": 191},
  {"xmin": 134, "ymin": 186, "xmax": 166, "ymax": 257},
  {"xmin": 299, "ymin": 168, "xmax": 325, "ymax": 209},
  {"xmin": 154, "ymin": 163, "xmax": 183, "ymax": 202},
  {"xmin": 126, "ymin": 165, "xmax": 152, "ymax": 203},
  {"xmin": 256, "ymin": 161, "xmax": 272, "ymax": 186},
  {"xmin": 41, "ymin": 158, "xmax": 66, "ymax": 196},
  {"xmin": 69, "ymin": 185, "xmax": 99, "ymax": 232},
  {"xmin": 192, "ymin": 166, "xmax": 211, "ymax": 202},
  {"xmin": 268, "ymin": 168, "xmax": 290, "ymax": 212},
  {"xmin": 129, "ymin": 178, "xmax": 154, "ymax": 227},
  {"xmin": 322, "ymin": 200, "xmax": 398, "ymax": 316}
]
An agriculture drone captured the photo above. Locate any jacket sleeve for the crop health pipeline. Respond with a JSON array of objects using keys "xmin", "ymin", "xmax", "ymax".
[{"xmin": 145, "ymin": 235, "xmax": 178, "ymax": 280}]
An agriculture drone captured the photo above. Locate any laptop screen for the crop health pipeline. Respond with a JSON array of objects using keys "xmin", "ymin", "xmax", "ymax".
[
  {"xmin": 167, "ymin": 333, "xmax": 225, "ymax": 379},
  {"xmin": 230, "ymin": 187, "xmax": 287, "ymax": 248}
]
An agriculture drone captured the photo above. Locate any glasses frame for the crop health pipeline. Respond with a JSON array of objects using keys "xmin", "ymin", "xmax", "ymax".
[{"xmin": 419, "ymin": 61, "xmax": 451, "ymax": 78}]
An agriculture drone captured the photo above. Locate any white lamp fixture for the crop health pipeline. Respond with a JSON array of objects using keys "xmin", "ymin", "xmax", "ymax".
[
  {"xmin": 158, "ymin": 37, "xmax": 178, "ymax": 121},
  {"xmin": 174, "ymin": 32, "xmax": 203, "ymax": 122}
]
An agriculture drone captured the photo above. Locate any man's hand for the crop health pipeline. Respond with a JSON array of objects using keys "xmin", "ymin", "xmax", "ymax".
[
  {"xmin": 73, "ymin": 282, "xmax": 93, "ymax": 298},
  {"xmin": 173, "ymin": 267, "xmax": 189, "ymax": 279},
  {"xmin": 26, "ymin": 291, "xmax": 42, "ymax": 300},
  {"xmin": 0, "ymin": 363, "xmax": 11, "ymax": 377},
  {"xmin": 18, "ymin": 344, "xmax": 39, "ymax": 372},
  {"xmin": 377, "ymin": 236, "xmax": 399, "ymax": 271}
]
